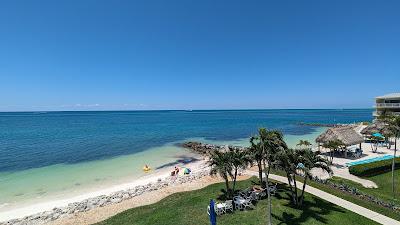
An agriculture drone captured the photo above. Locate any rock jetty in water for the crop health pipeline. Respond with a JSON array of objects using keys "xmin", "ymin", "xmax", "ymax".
[{"xmin": 181, "ymin": 141, "xmax": 247, "ymax": 155}]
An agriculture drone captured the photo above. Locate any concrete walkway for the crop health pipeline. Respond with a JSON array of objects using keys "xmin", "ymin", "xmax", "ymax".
[{"xmin": 245, "ymin": 170, "xmax": 400, "ymax": 225}]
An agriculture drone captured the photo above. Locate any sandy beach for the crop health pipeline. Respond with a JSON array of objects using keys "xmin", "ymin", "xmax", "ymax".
[
  {"xmin": 0, "ymin": 157, "xmax": 210, "ymax": 224},
  {"xmin": 48, "ymin": 173, "xmax": 250, "ymax": 225}
]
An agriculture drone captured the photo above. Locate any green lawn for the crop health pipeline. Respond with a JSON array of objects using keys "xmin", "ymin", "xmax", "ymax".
[
  {"xmin": 97, "ymin": 177, "xmax": 378, "ymax": 225},
  {"xmin": 331, "ymin": 169, "xmax": 400, "ymax": 205},
  {"xmin": 270, "ymin": 168, "xmax": 400, "ymax": 221}
]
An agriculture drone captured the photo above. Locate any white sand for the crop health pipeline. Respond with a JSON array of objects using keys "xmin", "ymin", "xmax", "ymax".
[{"xmin": 0, "ymin": 159, "xmax": 207, "ymax": 222}]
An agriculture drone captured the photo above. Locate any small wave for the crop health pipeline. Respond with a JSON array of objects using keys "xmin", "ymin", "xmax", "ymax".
[{"xmin": 0, "ymin": 203, "xmax": 10, "ymax": 209}]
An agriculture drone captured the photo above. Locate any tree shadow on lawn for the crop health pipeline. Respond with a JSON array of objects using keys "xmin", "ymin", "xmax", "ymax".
[{"xmin": 272, "ymin": 191, "xmax": 346, "ymax": 225}]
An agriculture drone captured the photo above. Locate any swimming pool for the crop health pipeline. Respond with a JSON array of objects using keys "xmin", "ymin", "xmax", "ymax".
[{"xmin": 346, "ymin": 155, "xmax": 397, "ymax": 166}]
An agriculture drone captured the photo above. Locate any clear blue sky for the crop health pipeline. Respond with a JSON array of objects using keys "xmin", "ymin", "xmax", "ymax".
[{"xmin": 0, "ymin": 0, "xmax": 399, "ymax": 111}]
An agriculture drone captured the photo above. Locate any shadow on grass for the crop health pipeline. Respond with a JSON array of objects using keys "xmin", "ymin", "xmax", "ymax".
[{"xmin": 272, "ymin": 189, "xmax": 346, "ymax": 225}]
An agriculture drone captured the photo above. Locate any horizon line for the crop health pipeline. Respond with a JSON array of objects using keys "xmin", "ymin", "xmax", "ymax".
[{"xmin": 0, "ymin": 107, "xmax": 374, "ymax": 113}]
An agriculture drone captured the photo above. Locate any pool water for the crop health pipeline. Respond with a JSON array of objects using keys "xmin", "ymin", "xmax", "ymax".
[{"xmin": 346, "ymin": 155, "xmax": 397, "ymax": 166}]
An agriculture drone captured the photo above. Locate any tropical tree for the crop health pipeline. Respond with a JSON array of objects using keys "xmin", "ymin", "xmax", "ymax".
[
  {"xmin": 208, "ymin": 150, "xmax": 233, "ymax": 197},
  {"xmin": 228, "ymin": 146, "xmax": 250, "ymax": 195},
  {"xmin": 275, "ymin": 148, "xmax": 300, "ymax": 204},
  {"xmin": 297, "ymin": 148, "xmax": 332, "ymax": 205},
  {"xmin": 250, "ymin": 128, "xmax": 287, "ymax": 225},
  {"xmin": 296, "ymin": 140, "xmax": 312, "ymax": 150},
  {"xmin": 249, "ymin": 136, "xmax": 264, "ymax": 187},
  {"xmin": 379, "ymin": 114, "xmax": 400, "ymax": 197},
  {"xmin": 322, "ymin": 139, "xmax": 345, "ymax": 163},
  {"xmin": 275, "ymin": 148, "xmax": 332, "ymax": 206}
]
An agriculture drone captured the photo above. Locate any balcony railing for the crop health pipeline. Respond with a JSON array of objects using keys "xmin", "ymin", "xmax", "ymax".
[
  {"xmin": 374, "ymin": 111, "xmax": 400, "ymax": 117},
  {"xmin": 375, "ymin": 103, "xmax": 400, "ymax": 108}
]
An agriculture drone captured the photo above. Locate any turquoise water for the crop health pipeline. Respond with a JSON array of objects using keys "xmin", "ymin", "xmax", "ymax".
[
  {"xmin": 0, "ymin": 109, "xmax": 372, "ymax": 210},
  {"xmin": 346, "ymin": 155, "xmax": 398, "ymax": 166}
]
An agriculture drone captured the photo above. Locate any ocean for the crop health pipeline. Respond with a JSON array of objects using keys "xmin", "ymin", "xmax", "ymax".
[{"xmin": 0, "ymin": 109, "xmax": 373, "ymax": 211}]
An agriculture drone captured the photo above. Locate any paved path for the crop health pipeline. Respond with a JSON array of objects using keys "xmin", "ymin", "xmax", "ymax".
[{"xmin": 246, "ymin": 170, "xmax": 400, "ymax": 225}]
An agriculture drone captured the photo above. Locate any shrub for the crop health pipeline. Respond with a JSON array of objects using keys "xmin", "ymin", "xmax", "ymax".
[{"xmin": 349, "ymin": 157, "xmax": 400, "ymax": 177}]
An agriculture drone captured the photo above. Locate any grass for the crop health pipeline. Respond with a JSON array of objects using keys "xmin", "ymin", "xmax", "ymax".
[
  {"xmin": 332, "ymin": 169, "xmax": 400, "ymax": 204},
  {"xmin": 270, "ymin": 168, "xmax": 400, "ymax": 221},
  {"xmin": 97, "ymin": 177, "xmax": 378, "ymax": 225}
]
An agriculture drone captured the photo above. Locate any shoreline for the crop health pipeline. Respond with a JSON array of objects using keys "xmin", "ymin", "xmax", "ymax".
[
  {"xmin": 0, "ymin": 128, "xmax": 333, "ymax": 224},
  {"xmin": 0, "ymin": 159, "xmax": 208, "ymax": 224}
]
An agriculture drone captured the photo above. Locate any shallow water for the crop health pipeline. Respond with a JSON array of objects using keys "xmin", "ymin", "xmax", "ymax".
[{"xmin": 0, "ymin": 109, "xmax": 372, "ymax": 211}]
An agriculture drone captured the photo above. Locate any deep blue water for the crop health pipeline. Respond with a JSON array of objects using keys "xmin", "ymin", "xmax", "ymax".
[{"xmin": 0, "ymin": 109, "xmax": 373, "ymax": 172}]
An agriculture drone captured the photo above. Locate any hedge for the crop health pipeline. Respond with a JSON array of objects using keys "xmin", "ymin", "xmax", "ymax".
[{"xmin": 349, "ymin": 157, "xmax": 400, "ymax": 177}]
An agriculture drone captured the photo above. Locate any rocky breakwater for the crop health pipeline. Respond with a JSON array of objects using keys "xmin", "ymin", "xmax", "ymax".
[
  {"xmin": 1, "ymin": 170, "xmax": 210, "ymax": 225},
  {"xmin": 181, "ymin": 141, "xmax": 247, "ymax": 155}
]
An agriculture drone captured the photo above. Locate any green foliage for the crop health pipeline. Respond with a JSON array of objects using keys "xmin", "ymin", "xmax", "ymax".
[
  {"xmin": 349, "ymin": 157, "xmax": 400, "ymax": 177},
  {"xmin": 208, "ymin": 150, "xmax": 233, "ymax": 193},
  {"xmin": 322, "ymin": 139, "xmax": 346, "ymax": 163},
  {"xmin": 97, "ymin": 178, "xmax": 378, "ymax": 225},
  {"xmin": 296, "ymin": 140, "xmax": 312, "ymax": 149},
  {"xmin": 275, "ymin": 148, "xmax": 331, "ymax": 206},
  {"xmin": 208, "ymin": 146, "xmax": 251, "ymax": 197}
]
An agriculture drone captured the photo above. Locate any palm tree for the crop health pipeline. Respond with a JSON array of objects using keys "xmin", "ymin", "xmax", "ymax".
[
  {"xmin": 297, "ymin": 148, "xmax": 332, "ymax": 205},
  {"xmin": 249, "ymin": 136, "xmax": 264, "ymax": 187},
  {"xmin": 296, "ymin": 140, "xmax": 312, "ymax": 150},
  {"xmin": 380, "ymin": 114, "xmax": 400, "ymax": 197},
  {"xmin": 275, "ymin": 148, "xmax": 332, "ymax": 206},
  {"xmin": 208, "ymin": 150, "xmax": 233, "ymax": 197},
  {"xmin": 228, "ymin": 146, "xmax": 250, "ymax": 195},
  {"xmin": 322, "ymin": 139, "xmax": 345, "ymax": 163},
  {"xmin": 275, "ymin": 148, "xmax": 300, "ymax": 204},
  {"xmin": 257, "ymin": 128, "xmax": 287, "ymax": 225}
]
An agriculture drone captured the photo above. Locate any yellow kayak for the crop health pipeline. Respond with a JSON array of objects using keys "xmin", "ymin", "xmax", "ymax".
[{"xmin": 143, "ymin": 166, "xmax": 151, "ymax": 172}]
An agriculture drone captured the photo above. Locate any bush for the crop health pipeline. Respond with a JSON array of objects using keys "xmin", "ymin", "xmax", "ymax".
[{"xmin": 349, "ymin": 157, "xmax": 400, "ymax": 177}]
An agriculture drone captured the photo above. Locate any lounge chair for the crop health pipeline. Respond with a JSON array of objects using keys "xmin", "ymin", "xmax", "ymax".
[
  {"xmin": 268, "ymin": 183, "xmax": 277, "ymax": 196},
  {"xmin": 233, "ymin": 196, "xmax": 254, "ymax": 210},
  {"xmin": 224, "ymin": 200, "xmax": 233, "ymax": 212}
]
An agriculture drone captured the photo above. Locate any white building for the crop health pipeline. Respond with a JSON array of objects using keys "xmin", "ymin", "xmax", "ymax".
[{"xmin": 374, "ymin": 93, "xmax": 400, "ymax": 118}]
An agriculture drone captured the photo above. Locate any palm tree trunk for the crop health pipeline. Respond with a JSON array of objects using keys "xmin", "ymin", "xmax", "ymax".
[
  {"xmin": 300, "ymin": 176, "xmax": 307, "ymax": 205},
  {"xmin": 224, "ymin": 174, "xmax": 230, "ymax": 197},
  {"xmin": 232, "ymin": 167, "xmax": 238, "ymax": 194},
  {"xmin": 285, "ymin": 171, "xmax": 296, "ymax": 203},
  {"xmin": 262, "ymin": 160, "xmax": 272, "ymax": 225},
  {"xmin": 293, "ymin": 175, "xmax": 298, "ymax": 205},
  {"xmin": 258, "ymin": 160, "xmax": 264, "ymax": 187},
  {"xmin": 392, "ymin": 138, "xmax": 397, "ymax": 198}
]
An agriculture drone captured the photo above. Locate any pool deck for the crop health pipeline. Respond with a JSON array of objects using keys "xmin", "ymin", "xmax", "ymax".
[{"xmin": 313, "ymin": 141, "xmax": 398, "ymax": 188}]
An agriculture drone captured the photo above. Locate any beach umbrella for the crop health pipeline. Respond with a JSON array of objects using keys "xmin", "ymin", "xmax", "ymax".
[
  {"xmin": 209, "ymin": 199, "xmax": 217, "ymax": 225},
  {"xmin": 184, "ymin": 168, "xmax": 191, "ymax": 174},
  {"xmin": 372, "ymin": 133, "xmax": 385, "ymax": 139},
  {"xmin": 297, "ymin": 163, "xmax": 305, "ymax": 169}
]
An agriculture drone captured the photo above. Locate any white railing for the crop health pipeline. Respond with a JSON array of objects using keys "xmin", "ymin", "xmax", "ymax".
[
  {"xmin": 374, "ymin": 111, "xmax": 400, "ymax": 117},
  {"xmin": 375, "ymin": 103, "xmax": 400, "ymax": 108}
]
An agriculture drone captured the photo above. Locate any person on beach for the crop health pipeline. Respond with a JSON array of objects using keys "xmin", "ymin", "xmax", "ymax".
[{"xmin": 171, "ymin": 166, "xmax": 180, "ymax": 176}]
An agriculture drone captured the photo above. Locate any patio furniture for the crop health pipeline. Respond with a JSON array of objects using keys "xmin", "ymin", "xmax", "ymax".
[
  {"xmin": 233, "ymin": 196, "xmax": 254, "ymax": 210},
  {"xmin": 224, "ymin": 200, "xmax": 233, "ymax": 212},
  {"xmin": 233, "ymin": 196, "xmax": 244, "ymax": 210},
  {"xmin": 215, "ymin": 202, "xmax": 226, "ymax": 215},
  {"xmin": 269, "ymin": 183, "xmax": 277, "ymax": 196},
  {"xmin": 249, "ymin": 191, "xmax": 259, "ymax": 201}
]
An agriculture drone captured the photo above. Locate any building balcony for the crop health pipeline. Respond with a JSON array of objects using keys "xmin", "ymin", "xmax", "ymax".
[
  {"xmin": 375, "ymin": 103, "xmax": 400, "ymax": 108},
  {"xmin": 374, "ymin": 111, "xmax": 400, "ymax": 117}
]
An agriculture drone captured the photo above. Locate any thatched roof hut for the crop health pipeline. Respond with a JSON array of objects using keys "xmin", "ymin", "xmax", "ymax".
[
  {"xmin": 316, "ymin": 126, "xmax": 364, "ymax": 146},
  {"xmin": 360, "ymin": 122, "xmax": 390, "ymax": 136}
]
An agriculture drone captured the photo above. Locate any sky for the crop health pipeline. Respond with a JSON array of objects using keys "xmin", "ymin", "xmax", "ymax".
[{"xmin": 0, "ymin": 0, "xmax": 399, "ymax": 111}]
